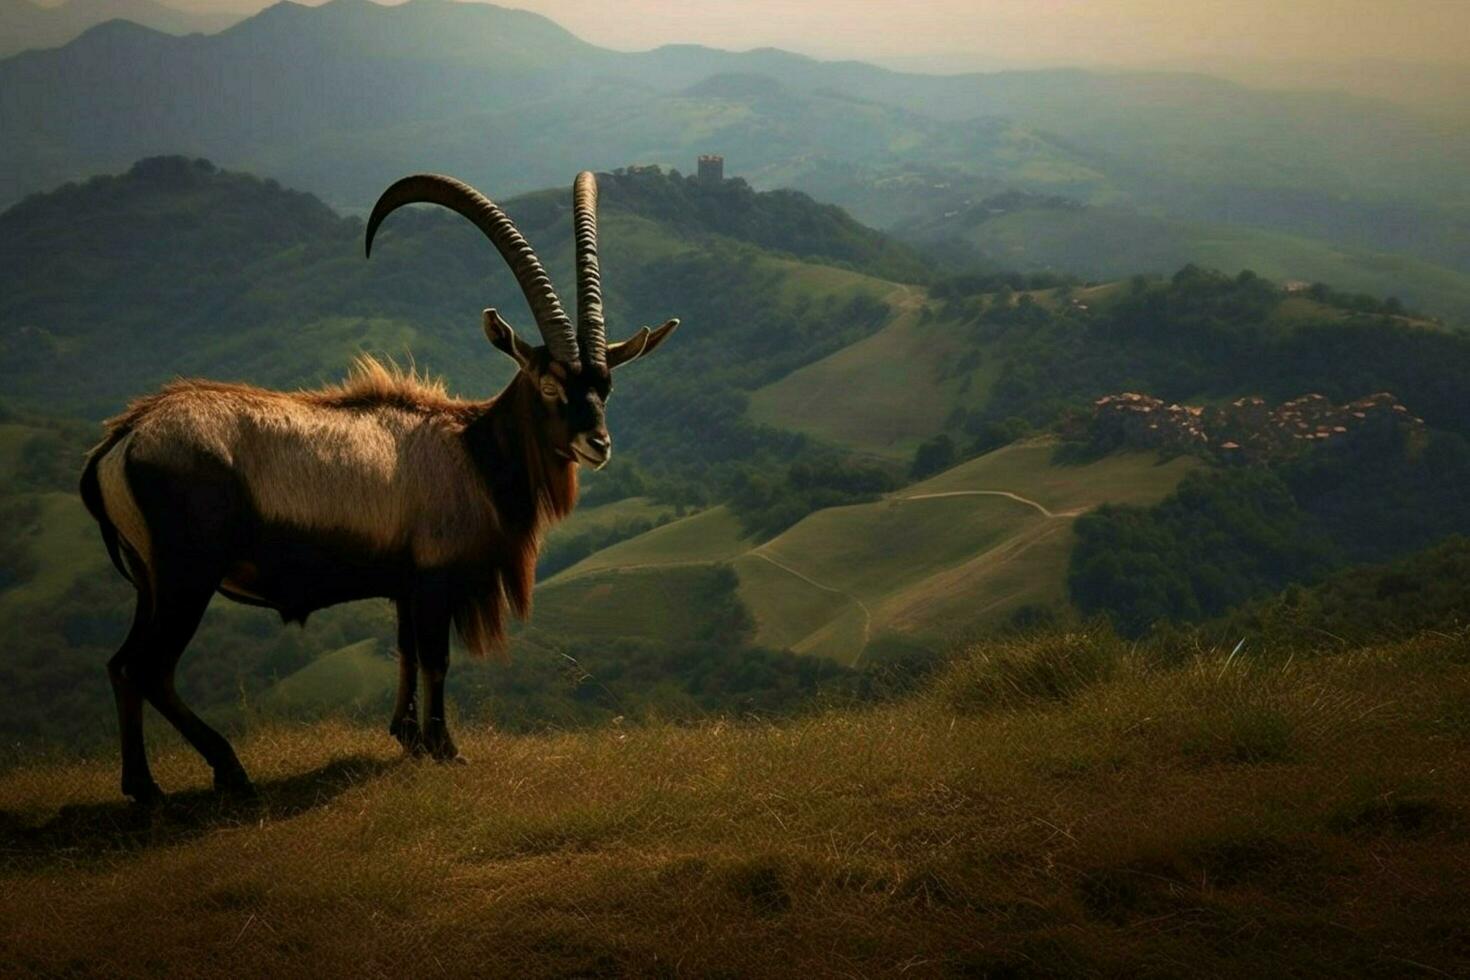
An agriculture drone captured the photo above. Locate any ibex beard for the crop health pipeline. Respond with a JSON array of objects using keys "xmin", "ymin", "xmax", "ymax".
[{"xmin": 78, "ymin": 171, "xmax": 678, "ymax": 804}]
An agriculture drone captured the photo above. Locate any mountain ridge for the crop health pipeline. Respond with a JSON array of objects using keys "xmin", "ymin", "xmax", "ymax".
[
  {"xmin": 3, "ymin": 0, "xmax": 1465, "ymax": 284},
  {"xmin": 0, "ymin": 0, "xmax": 238, "ymax": 58}
]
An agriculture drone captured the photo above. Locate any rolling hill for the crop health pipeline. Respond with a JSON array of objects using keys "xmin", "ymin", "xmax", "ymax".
[
  {"xmin": 2, "ymin": 0, "xmax": 1467, "ymax": 284},
  {"xmin": 540, "ymin": 440, "xmax": 1198, "ymax": 665},
  {"xmin": 255, "ymin": 639, "xmax": 395, "ymax": 718},
  {"xmin": 750, "ymin": 270, "xmax": 1470, "ymax": 462},
  {"xmin": 747, "ymin": 282, "xmax": 965, "ymax": 458},
  {"xmin": 901, "ymin": 197, "xmax": 1470, "ymax": 323}
]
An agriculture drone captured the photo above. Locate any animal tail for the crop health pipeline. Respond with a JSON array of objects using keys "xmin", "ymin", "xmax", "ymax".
[{"xmin": 79, "ymin": 427, "xmax": 134, "ymax": 586}]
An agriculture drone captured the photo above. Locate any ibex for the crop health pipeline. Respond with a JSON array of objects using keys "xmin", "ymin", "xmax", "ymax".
[{"xmin": 79, "ymin": 172, "xmax": 678, "ymax": 803}]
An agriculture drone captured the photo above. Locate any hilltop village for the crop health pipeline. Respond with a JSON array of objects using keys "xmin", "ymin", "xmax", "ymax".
[{"xmin": 1079, "ymin": 390, "xmax": 1424, "ymax": 462}]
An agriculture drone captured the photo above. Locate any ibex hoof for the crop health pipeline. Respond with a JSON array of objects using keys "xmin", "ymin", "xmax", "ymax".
[
  {"xmin": 124, "ymin": 779, "xmax": 164, "ymax": 807},
  {"xmin": 390, "ymin": 716, "xmax": 427, "ymax": 756},
  {"xmin": 423, "ymin": 722, "xmax": 463, "ymax": 764},
  {"xmin": 213, "ymin": 766, "xmax": 257, "ymax": 799}
]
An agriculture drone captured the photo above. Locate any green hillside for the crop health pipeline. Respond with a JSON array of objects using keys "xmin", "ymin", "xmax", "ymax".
[
  {"xmin": 751, "ymin": 494, "xmax": 1041, "ymax": 660},
  {"xmin": 257, "ymin": 640, "xmax": 396, "ymax": 718},
  {"xmin": 746, "ymin": 283, "xmax": 946, "ymax": 457},
  {"xmin": 743, "ymin": 442, "xmax": 1195, "ymax": 660},
  {"xmin": 550, "ymin": 506, "xmax": 753, "ymax": 581},
  {"xmin": 0, "ymin": 157, "xmax": 915, "ymax": 420},
  {"xmin": 531, "ymin": 565, "xmax": 745, "ymax": 645},
  {"xmin": 906, "ymin": 440, "xmax": 1201, "ymax": 513},
  {"xmin": 545, "ymin": 496, "xmax": 674, "ymax": 541},
  {"xmin": 539, "ymin": 440, "xmax": 1197, "ymax": 665},
  {"xmin": 752, "ymin": 267, "xmax": 1470, "ymax": 460}
]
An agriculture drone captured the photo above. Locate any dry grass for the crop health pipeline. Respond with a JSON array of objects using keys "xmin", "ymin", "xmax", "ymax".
[{"xmin": 1, "ymin": 631, "xmax": 1467, "ymax": 978}]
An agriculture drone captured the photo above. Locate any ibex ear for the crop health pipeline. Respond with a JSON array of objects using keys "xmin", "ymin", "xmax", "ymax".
[
  {"xmin": 483, "ymin": 309, "xmax": 536, "ymax": 369},
  {"xmin": 607, "ymin": 318, "xmax": 679, "ymax": 369}
]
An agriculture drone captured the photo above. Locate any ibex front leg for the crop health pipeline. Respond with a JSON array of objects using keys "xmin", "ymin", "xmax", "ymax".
[
  {"xmin": 389, "ymin": 598, "xmax": 426, "ymax": 756},
  {"xmin": 413, "ymin": 576, "xmax": 464, "ymax": 763}
]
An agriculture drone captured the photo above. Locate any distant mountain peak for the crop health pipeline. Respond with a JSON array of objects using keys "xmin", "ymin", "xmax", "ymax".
[
  {"xmin": 218, "ymin": 0, "xmax": 594, "ymax": 56},
  {"xmin": 65, "ymin": 16, "xmax": 174, "ymax": 45},
  {"xmin": 0, "ymin": 0, "xmax": 238, "ymax": 57}
]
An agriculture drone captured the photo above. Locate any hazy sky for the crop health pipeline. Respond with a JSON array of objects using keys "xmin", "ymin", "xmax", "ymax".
[
  {"xmin": 516, "ymin": 0, "xmax": 1470, "ymax": 67},
  {"xmin": 166, "ymin": 0, "xmax": 1469, "ymax": 69}
]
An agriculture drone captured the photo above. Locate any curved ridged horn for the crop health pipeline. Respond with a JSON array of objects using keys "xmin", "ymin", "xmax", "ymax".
[
  {"xmin": 572, "ymin": 171, "xmax": 607, "ymax": 368},
  {"xmin": 365, "ymin": 174, "xmax": 580, "ymax": 367}
]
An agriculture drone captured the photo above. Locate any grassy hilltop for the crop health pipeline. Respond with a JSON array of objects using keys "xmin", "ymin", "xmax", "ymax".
[{"xmin": 2, "ymin": 627, "xmax": 1467, "ymax": 977}]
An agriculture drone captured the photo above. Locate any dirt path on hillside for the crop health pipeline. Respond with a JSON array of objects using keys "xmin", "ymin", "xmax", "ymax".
[
  {"xmin": 894, "ymin": 489, "xmax": 1085, "ymax": 519},
  {"xmin": 551, "ymin": 473, "xmax": 1088, "ymax": 665},
  {"xmin": 748, "ymin": 551, "xmax": 872, "ymax": 660}
]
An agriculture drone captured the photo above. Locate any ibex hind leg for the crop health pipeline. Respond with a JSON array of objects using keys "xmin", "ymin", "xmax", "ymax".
[
  {"xmin": 109, "ymin": 584, "xmax": 163, "ymax": 805},
  {"xmin": 107, "ymin": 559, "xmax": 249, "ymax": 801},
  {"xmin": 123, "ymin": 455, "xmax": 254, "ymax": 797},
  {"xmin": 135, "ymin": 571, "xmax": 254, "ymax": 797}
]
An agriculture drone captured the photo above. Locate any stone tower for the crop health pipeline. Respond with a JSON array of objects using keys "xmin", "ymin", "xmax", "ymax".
[{"xmin": 697, "ymin": 154, "xmax": 724, "ymax": 182}]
